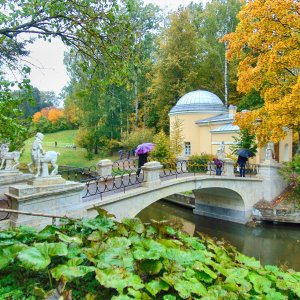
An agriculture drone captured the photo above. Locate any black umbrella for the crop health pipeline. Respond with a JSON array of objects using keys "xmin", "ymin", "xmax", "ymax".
[{"xmin": 237, "ymin": 148, "xmax": 254, "ymax": 158}]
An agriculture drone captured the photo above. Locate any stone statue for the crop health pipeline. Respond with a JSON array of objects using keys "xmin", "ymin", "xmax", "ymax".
[
  {"xmin": 265, "ymin": 142, "xmax": 274, "ymax": 161},
  {"xmin": 0, "ymin": 143, "xmax": 21, "ymax": 171},
  {"xmin": 217, "ymin": 141, "xmax": 225, "ymax": 160},
  {"xmin": 27, "ymin": 132, "xmax": 60, "ymax": 177}
]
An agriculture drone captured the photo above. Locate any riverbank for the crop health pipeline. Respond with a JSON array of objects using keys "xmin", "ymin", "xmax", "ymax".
[{"xmin": 253, "ymin": 188, "xmax": 300, "ymax": 223}]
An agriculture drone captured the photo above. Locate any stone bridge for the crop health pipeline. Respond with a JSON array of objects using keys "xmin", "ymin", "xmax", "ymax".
[{"xmin": 1, "ymin": 158, "xmax": 287, "ymax": 229}]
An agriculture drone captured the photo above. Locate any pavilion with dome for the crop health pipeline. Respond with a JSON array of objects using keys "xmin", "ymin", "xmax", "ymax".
[{"xmin": 168, "ymin": 90, "xmax": 293, "ymax": 163}]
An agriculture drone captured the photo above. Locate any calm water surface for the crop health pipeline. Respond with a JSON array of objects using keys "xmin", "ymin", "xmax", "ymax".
[{"xmin": 137, "ymin": 200, "xmax": 300, "ymax": 271}]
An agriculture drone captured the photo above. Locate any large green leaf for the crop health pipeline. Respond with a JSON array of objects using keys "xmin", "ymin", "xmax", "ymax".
[
  {"xmin": 174, "ymin": 278, "xmax": 207, "ymax": 299},
  {"xmin": 248, "ymin": 271, "xmax": 273, "ymax": 294},
  {"xmin": 133, "ymin": 239, "xmax": 165, "ymax": 260},
  {"xmin": 122, "ymin": 218, "xmax": 145, "ymax": 234},
  {"xmin": 18, "ymin": 242, "xmax": 67, "ymax": 270},
  {"xmin": 236, "ymin": 253, "xmax": 261, "ymax": 269},
  {"xmin": 138, "ymin": 260, "xmax": 162, "ymax": 275},
  {"xmin": 0, "ymin": 244, "xmax": 27, "ymax": 269},
  {"xmin": 95, "ymin": 268, "xmax": 144, "ymax": 294},
  {"xmin": 164, "ymin": 248, "xmax": 206, "ymax": 266},
  {"xmin": 51, "ymin": 264, "xmax": 96, "ymax": 281},
  {"xmin": 57, "ymin": 232, "xmax": 82, "ymax": 245},
  {"xmin": 146, "ymin": 279, "xmax": 169, "ymax": 296}
]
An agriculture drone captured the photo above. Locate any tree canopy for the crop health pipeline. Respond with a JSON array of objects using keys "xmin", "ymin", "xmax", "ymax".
[{"xmin": 222, "ymin": 0, "xmax": 300, "ymax": 146}]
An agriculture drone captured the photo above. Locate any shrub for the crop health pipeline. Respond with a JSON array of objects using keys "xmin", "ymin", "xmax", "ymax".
[{"xmin": 188, "ymin": 153, "xmax": 213, "ymax": 173}]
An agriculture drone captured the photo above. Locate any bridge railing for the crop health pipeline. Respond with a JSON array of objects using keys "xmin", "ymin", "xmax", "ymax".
[
  {"xmin": 82, "ymin": 171, "xmax": 144, "ymax": 199},
  {"xmin": 234, "ymin": 163, "xmax": 259, "ymax": 177},
  {"xmin": 159, "ymin": 159, "xmax": 217, "ymax": 178}
]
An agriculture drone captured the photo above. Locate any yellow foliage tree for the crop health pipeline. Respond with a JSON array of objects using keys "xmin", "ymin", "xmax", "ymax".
[{"xmin": 222, "ymin": 0, "xmax": 300, "ymax": 146}]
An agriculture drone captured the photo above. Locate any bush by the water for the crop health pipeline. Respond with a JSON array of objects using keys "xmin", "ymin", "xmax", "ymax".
[
  {"xmin": 0, "ymin": 210, "xmax": 299, "ymax": 299},
  {"xmin": 188, "ymin": 153, "xmax": 213, "ymax": 173}
]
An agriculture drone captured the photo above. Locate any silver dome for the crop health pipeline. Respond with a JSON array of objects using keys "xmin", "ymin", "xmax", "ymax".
[{"xmin": 169, "ymin": 90, "xmax": 227, "ymax": 115}]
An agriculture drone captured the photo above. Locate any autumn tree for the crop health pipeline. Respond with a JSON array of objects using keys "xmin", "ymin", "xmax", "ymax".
[
  {"xmin": 222, "ymin": 0, "xmax": 300, "ymax": 147},
  {"xmin": 170, "ymin": 116, "xmax": 184, "ymax": 157}
]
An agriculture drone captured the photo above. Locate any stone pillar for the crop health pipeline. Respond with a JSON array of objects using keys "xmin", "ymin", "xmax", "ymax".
[
  {"xmin": 141, "ymin": 161, "xmax": 163, "ymax": 188},
  {"xmin": 258, "ymin": 161, "xmax": 287, "ymax": 202},
  {"xmin": 5, "ymin": 179, "xmax": 85, "ymax": 229},
  {"xmin": 97, "ymin": 159, "xmax": 113, "ymax": 176},
  {"xmin": 222, "ymin": 158, "xmax": 235, "ymax": 177}
]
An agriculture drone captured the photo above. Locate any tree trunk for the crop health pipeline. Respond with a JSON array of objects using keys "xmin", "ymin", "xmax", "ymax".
[{"xmin": 134, "ymin": 65, "xmax": 139, "ymax": 127}]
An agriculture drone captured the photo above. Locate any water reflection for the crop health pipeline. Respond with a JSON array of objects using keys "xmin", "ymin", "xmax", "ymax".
[{"xmin": 137, "ymin": 200, "xmax": 300, "ymax": 271}]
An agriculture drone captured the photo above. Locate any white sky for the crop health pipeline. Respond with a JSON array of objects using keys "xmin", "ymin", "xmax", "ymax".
[{"xmin": 26, "ymin": 0, "xmax": 209, "ymax": 95}]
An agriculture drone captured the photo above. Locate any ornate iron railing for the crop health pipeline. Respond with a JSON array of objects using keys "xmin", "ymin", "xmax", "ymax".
[
  {"xmin": 82, "ymin": 171, "xmax": 144, "ymax": 199},
  {"xmin": 234, "ymin": 163, "xmax": 259, "ymax": 177},
  {"xmin": 59, "ymin": 165, "xmax": 98, "ymax": 181},
  {"xmin": 0, "ymin": 197, "xmax": 11, "ymax": 221}
]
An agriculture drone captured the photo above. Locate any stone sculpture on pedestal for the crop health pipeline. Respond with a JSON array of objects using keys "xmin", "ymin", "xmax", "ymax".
[
  {"xmin": 0, "ymin": 143, "xmax": 20, "ymax": 171},
  {"xmin": 27, "ymin": 132, "xmax": 60, "ymax": 177}
]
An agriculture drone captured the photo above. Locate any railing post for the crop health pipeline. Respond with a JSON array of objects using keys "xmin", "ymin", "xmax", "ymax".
[
  {"xmin": 222, "ymin": 158, "xmax": 235, "ymax": 177},
  {"xmin": 258, "ymin": 160, "xmax": 287, "ymax": 202},
  {"xmin": 141, "ymin": 161, "xmax": 163, "ymax": 188},
  {"xmin": 97, "ymin": 159, "xmax": 113, "ymax": 176}
]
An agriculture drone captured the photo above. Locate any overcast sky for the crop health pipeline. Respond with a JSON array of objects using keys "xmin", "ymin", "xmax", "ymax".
[{"xmin": 26, "ymin": 0, "xmax": 208, "ymax": 95}]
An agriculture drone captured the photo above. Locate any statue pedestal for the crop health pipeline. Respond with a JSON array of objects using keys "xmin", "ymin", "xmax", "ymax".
[
  {"xmin": 0, "ymin": 172, "xmax": 33, "ymax": 197},
  {"xmin": 5, "ymin": 178, "xmax": 85, "ymax": 229}
]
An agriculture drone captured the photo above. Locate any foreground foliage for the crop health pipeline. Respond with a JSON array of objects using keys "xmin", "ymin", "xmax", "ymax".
[{"xmin": 0, "ymin": 210, "xmax": 300, "ymax": 299}]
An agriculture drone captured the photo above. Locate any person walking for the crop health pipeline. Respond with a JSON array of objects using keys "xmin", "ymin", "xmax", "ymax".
[
  {"xmin": 237, "ymin": 155, "xmax": 248, "ymax": 177},
  {"xmin": 136, "ymin": 152, "xmax": 148, "ymax": 176}
]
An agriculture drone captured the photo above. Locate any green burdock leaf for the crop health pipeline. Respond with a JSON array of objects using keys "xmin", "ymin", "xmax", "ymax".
[
  {"xmin": 174, "ymin": 278, "xmax": 207, "ymax": 299},
  {"xmin": 248, "ymin": 271, "xmax": 272, "ymax": 294},
  {"xmin": 111, "ymin": 296, "xmax": 134, "ymax": 300},
  {"xmin": 133, "ymin": 239, "xmax": 165, "ymax": 260},
  {"xmin": 95, "ymin": 237, "xmax": 133, "ymax": 269},
  {"xmin": 51, "ymin": 264, "xmax": 96, "ymax": 281},
  {"xmin": 225, "ymin": 268, "xmax": 251, "ymax": 293},
  {"xmin": 158, "ymin": 238, "xmax": 182, "ymax": 248},
  {"xmin": 164, "ymin": 248, "xmax": 205, "ymax": 266},
  {"xmin": 95, "ymin": 268, "xmax": 144, "ymax": 294},
  {"xmin": 163, "ymin": 295, "xmax": 176, "ymax": 300},
  {"xmin": 213, "ymin": 248, "xmax": 231, "ymax": 263},
  {"xmin": 145, "ymin": 225, "xmax": 158, "ymax": 238},
  {"xmin": 81, "ymin": 216, "xmax": 115, "ymax": 232},
  {"xmin": 122, "ymin": 218, "xmax": 145, "ymax": 234},
  {"xmin": 264, "ymin": 289, "xmax": 288, "ymax": 300},
  {"xmin": 57, "ymin": 232, "xmax": 82, "ymax": 245},
  {"xmin": 128, "ymin": 288, "xmax": 142, "ymax": 299},
  {"xmin": 193, "ymin": 262, "xmax": 217, "ymax": 280},
  {"xmin": 178, "ymin": 233, "xmax": 206, "ymax": 251},
  {"xmin": 146, "ymin": 279, "xmax": 169, "ymax": 296},
  {"xmin": 236, "ymin": 253, "xmax": 261, "ymax": 269},
  {"xmin": 36, "ymin": 225, "xmax": 59, "ymax": 240},
  {"xmin": 87, "ymin": 230, "xmax": 104, "ymax": 241},
  {"xmin": 0, "ymin": 244, "xmax": 27, "ymax": 269},
  {"xmin": 138, "ymin": 260, "xmax": 162, "ymax": 275},
  {"xmin": 95, "ymin": 207, "xmax": 115, "ymax": 218},
  {"xmin": 18, "ymin": 242, "xmax": 67, "ymax": 270},
  {"xmin": 18, "ymin": 246, "xmax": 50, "ymax": 270}
]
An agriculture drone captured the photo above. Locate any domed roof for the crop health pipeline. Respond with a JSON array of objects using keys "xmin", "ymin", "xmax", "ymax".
[{"xmin": 169, "ymin": 90, "xmax": 227, "ymax": 115}]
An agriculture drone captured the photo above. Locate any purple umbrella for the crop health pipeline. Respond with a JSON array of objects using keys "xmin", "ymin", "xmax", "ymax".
[{"xmin": 135, "ymin": 143, "xmax": 154, "ymax": 155}]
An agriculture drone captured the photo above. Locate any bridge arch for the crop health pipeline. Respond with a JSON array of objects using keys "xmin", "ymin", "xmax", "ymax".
[{"xmin": 86, "ymin": 176, "xmax": 263, "ymax": 224}]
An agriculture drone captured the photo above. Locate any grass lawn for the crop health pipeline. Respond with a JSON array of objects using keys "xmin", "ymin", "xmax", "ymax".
[{"xmin": 19, "ymin": 130, "xmax": 119, "ymax": 168}]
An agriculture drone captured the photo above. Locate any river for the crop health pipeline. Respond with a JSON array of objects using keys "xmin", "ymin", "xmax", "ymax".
[{"xmin": 137, "ymin": 200, "xmax": 300, "ymax": 271}]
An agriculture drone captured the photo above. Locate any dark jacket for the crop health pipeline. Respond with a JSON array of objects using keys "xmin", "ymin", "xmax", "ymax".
[{"xmin": 237, "ymin": 155, "xmax": 248, "ymax": 166}]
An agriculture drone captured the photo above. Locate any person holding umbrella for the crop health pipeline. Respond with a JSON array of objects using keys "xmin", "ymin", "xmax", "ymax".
[
  {"xmin": 135, "ymin": 143, "xmax": 154, "ymax": 176},
  {"xmin": 237, "ymin": 149, "xmax": 254, "ymax": 177}
]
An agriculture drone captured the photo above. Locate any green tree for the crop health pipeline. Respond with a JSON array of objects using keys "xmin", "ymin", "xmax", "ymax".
[
  {"xmin": 230, "ymin": 128, "xmax": 257, "ymax": 156},
  {"xmin": 120, "ymin": 128, "xmax": 154, "ymax": 152},
  {"xmin": 150, "ymin": 130, "xmax": 173, "ymax": 162},
  {"xmin": 149, "ymin": 8, "xmax": 201, "ymax": 132}
]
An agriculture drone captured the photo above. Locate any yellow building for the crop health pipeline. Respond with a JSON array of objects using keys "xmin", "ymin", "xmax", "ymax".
[{"xmin": 169, "ymin": 90, "xmax": 293, "ymax": 163}]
